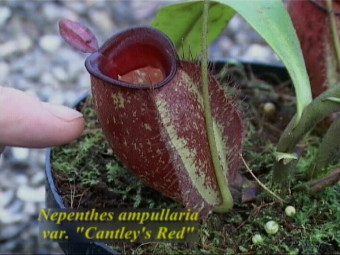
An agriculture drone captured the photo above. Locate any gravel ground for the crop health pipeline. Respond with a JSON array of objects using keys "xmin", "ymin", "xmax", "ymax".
[{"xmin": 0, "ymin": 1, "xmax": 280, "ymax": 254}]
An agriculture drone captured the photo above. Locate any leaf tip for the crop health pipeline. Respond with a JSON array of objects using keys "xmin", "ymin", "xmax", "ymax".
[{"xmin": 58, "ymin": 18, "xmax": 99, "ymax": 54}]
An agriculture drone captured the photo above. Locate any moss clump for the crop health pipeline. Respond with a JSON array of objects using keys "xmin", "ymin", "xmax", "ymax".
[{"xmin": 52, "ymin": 95, "xmax": 179, "ymax": 209}]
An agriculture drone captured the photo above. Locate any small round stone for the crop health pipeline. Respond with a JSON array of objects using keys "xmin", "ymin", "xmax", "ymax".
[
  {"xmin": 17, "ymin": 185, "xmax": 45, "ymax": 203},
  {"xmin": 263, "ymin": 102, "xmax": 276, "ymax": 115},
  {"xmin": 0, "ymin": 6, "xmax": 11, "ymax": 27},
  {"xmin": 11, "ymin": 147, "xmax": 30, "ymax": 162},
  {"xmin": 242, "ymin": 44, "xmax": 274, "ymax": 62},
  {"xmin": 285, "ymin": 205, "xmax": 296, "ymax": 217},
  {"xmin": 264, "ymin": 220, "xmax": 279, "ymax": 235},
  {"xmin": 39, "ymin": 34, "xmax": 62, "ymax": 52},
  {"xmin": 16, "ymin": 36, "xmax": 33, "ymax": 52},
  {"xmin": 252, "ymin": 234, "xmax": 264, "ymax": 244},
  {"xmin": 0, "ymin": 62, "xmax": 10, "ymax": 84},
  {"xmin": 30, "ymin": 171, "xmax": 46, "ymax": 187},
  {"xmin": 0, "ymin": 189, "xmax": 15, "ymax": 207},
  {"xmin": 40, "ymin": 72, "xmax": 58, "ymax": 87},
  {"xmin": 52, "ymin": 66, "xmax": 69, "ymax": 82}
]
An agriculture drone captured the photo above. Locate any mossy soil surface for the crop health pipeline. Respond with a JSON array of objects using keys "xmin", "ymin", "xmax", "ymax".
[{"xmin": 51, "ymin": 63, "xmax": 339, "ymax": 255}]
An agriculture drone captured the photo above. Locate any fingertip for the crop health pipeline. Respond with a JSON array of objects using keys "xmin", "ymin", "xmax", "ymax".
[
  {"xmin": 0, "ymin": 87, "xmax": 86, "ymax": 148},
  {"xmin": 54, "ymin": 112, "xmax": 85, "ymax": 146},
  {"xmin": 42, "ymin": 102, "xmax": 84, "ymax": 122}
]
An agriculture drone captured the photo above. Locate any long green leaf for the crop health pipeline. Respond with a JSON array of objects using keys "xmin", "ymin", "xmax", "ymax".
[
  {"xmin": 213, "ymin": 0, "xmax": 312, "ymax": 120},
  {"xmin": 151, "ymin": 1, "xmax": 235, "ymax": 59}
]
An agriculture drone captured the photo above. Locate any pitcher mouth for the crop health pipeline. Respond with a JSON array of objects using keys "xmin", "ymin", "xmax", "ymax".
[{"xmin": 85, "ymin": 26, "xmax": 179, "ymax": 89}]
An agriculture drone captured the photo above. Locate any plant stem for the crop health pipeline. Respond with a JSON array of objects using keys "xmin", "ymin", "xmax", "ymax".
[
  {"xmin": 294, "ymin": 168, "xmax": 340, "ymax": 193},
  {"xmin": 201, "ymin": 0, "xmax": 233, "ymax": 212},
  {"xmin": 309, "ymin": 118, "xmax": 340, "ymax": 179},
  {"xmin": 273, "ymin": 85, "xmax": 340, "ymax": 185},
  {"xmin": 326, "ymin": 0, "xmax": 340, "ymax": 69},
  {"xmin": 240, "ymin": 155, "xmax": 284, "ymax": 204}
]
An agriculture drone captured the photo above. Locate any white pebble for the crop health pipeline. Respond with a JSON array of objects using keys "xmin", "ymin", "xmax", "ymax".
[
  {"xmin": 0, "ymin": 6, "xmax": 11, "ymax": 27},
  {"xmin": 131, "ymin": 1, "xmax": 161, "ymax": 20},
  {"xmin": 0, "ymin": 209, "xmax": 26, "ymax": 224},
  {"xmin": 30, "ymin": 171, "xmax": 46, "ymax": 187},
  {"xmin": 23, "ymin": 202, "xmax": 37, "ymax": 216},
  {"xmin": 48, "ymin": 91, "xmax": 65, "ymax": 105},
  {"xmin": 52, "ymin": 66, "xmax": 69, "ymax": 82},
  {"xmin": 41, "ymin": 72, "xmax": 58, "ymax": 87},
  {"xmin": 0, "ymin": 189, "xmax": 15, "ymax": 207},
  {"xmin": 77, "ymin": 73, "xmax": 91, "ymax": 89},
  {"xmin": 0, "ymin": 41, "xmax": 17, "ymax": 58},
  {"xmin": 64, "ymin": 90, "xmax": 79, "ymax": 105},
  {"xmin": 217, "ymin": 36, "xmax": 234, "ymax": 52},
  {"xmin": 285, "ymin": 205, "xmax": 296, "ymax": 217},
  {"xmin": 65, "ymin": 2, "xmax": 88, "ymax": 14},
  {"xmin": 42, "ymin": 3, "xmax": 62, "ymax": 21},
  {"xmin": 241, "ymin": 44, "xmax": 274, "ymax": 62},
  {"xmin": 11, "ymin": 147, "xmax": 30, "ymax": 162},
  {"xmin": 42, "ymin": 3, "xmax": 79, "ymax": 21},
  {"xmin": 17, "ymin": 185, "xmax": 45, "ymax": 203},
  {"xmin": 12, "ymin": 174, "xmax": 29, "ymax": 186},
  {"xmin": 252, "ymin": 234, "xmax": 264, "ymax": 244},
  {"xmin": 0, "ymin": 61, "xmax": 10, "ymax": 84},
  {"xmin": 228, "ymin": 16, "xmax": 243, "ymax": 32},
  {"xmin": 39, "ymin": 35, "xmax": 62, "ymax": 52},
  {"xmin": 6, "ymin": 199, "xmax": 23, "ymax": 214},
  {"xmin": 89, "ymin": 9, "xmax": 115, "ymax": 34},
  {"xmin": 0, "ymin": 36, "xmax": 33, "ymax": 58},
  {"xmin": 57, "ymin": 48, "xmax": 84, "ymax": 78},
  {"xmin": 264, "ymin": 220, "xmax": 279, "ymax": 235},
  {"xmin": 16, "ymin": 36, "xmax": 33, "ymax": 52},
  {"xmin": 263, "ymin": 102, "xmax": 276, "ymax": 115}
]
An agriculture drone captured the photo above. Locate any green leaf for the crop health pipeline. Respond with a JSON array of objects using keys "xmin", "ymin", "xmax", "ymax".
[
  {"xmin": 213, "ymin": 0, "xmax": 312, "ymax": 121},
  {"xmin": 325, "ymin": 96, "xmax": 340, "ymax": 103},
  {"xmin": 275, "ymin": 152, "xmax": 298, "ymax": 165},
  {"xmin": 151, "ymin": 1, "xmax": 235, "ymax": 60}
]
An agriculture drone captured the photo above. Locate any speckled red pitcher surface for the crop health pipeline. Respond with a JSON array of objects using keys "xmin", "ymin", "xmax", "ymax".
[{"xmin": 84, "ymin": 27, "xmax": 244, "ymax": 216}]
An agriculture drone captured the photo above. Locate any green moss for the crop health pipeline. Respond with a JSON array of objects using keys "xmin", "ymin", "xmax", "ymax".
[
  {"xmin": 52, "ymin": 98, "xmax": 107, "ymax": 188},
  {"xmin": 51, "ymin": 95, "xmax": 180, "ymax": 210}
]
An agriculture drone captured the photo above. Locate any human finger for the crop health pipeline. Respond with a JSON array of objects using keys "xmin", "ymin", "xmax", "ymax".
[{"xmin": 0, "ymin": 86, "xmax": 85, "ymax": 148}]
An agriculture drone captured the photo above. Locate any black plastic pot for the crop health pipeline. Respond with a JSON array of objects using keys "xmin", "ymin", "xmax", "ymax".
[
  {"xmin": 45, "ymin": 102, "xmax": 118, "ymax": 255},
  {"xmin": 45, "ymin": 61, "xmax": 289, "ymax": 255}
]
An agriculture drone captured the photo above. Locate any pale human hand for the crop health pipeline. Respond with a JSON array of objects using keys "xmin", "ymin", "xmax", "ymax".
[{"xmin": 0, "ymin": 86, "xmax": 84, "ymax": 149}]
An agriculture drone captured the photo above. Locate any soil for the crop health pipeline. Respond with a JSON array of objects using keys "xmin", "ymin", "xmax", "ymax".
[{"xmin": 50, "ymin": 62, "xmax": 339, "ymax": 255}]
